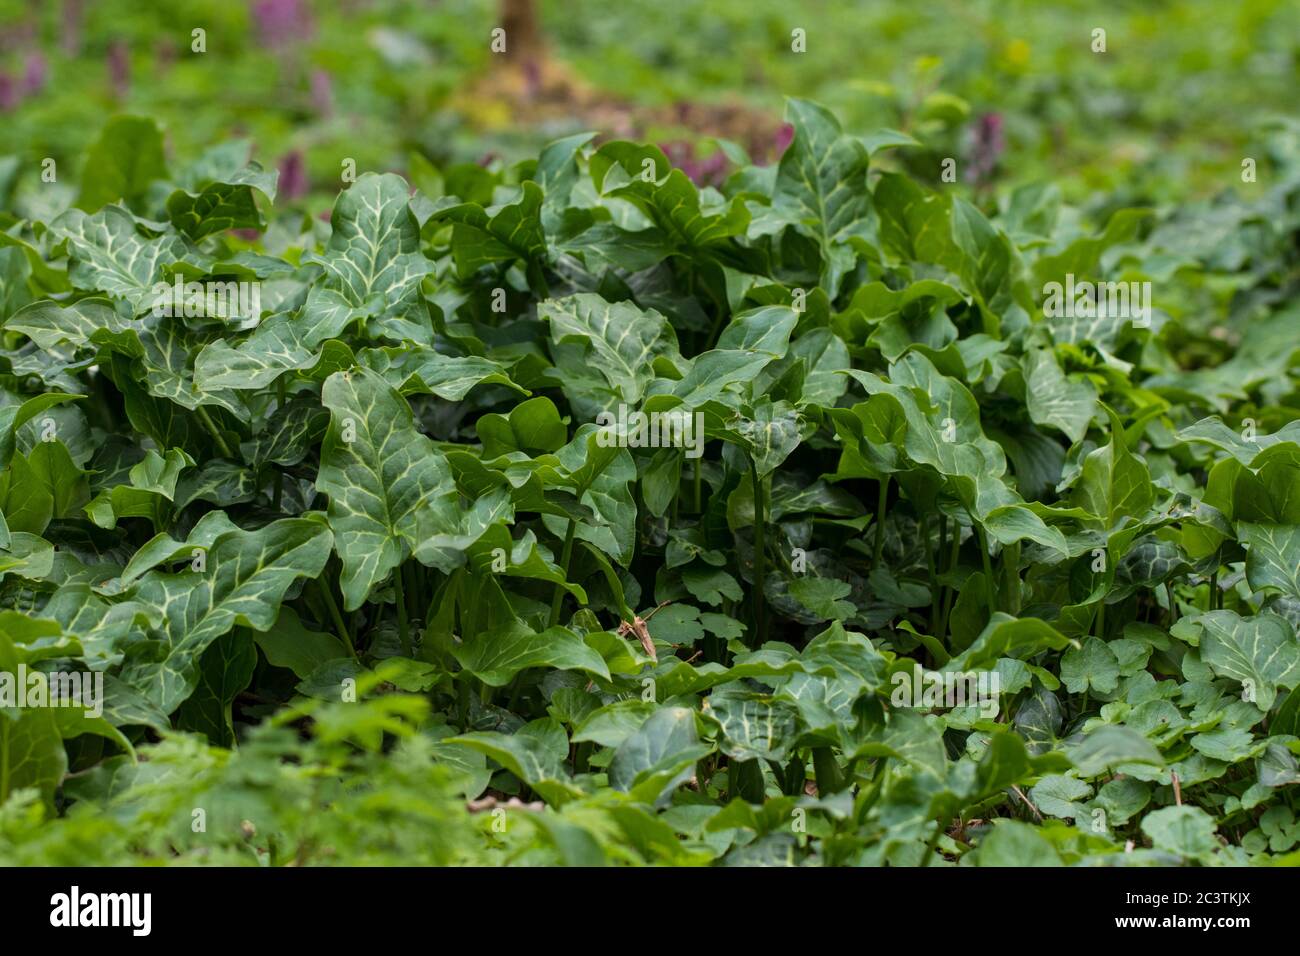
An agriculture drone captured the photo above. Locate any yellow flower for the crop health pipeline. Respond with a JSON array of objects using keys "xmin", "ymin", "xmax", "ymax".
[{"xmin": 1004, "ymin": 39, "xmax": 1031, "ymax": 70}]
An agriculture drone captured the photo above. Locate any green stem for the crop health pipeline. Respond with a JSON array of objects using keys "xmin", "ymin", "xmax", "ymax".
[
  {"xmin": 918, "ymin": 818, "xmax": 944, "ymax": 867},
  {"xmin": 750, "ymin": 456, "xmax": 766, "ymax": 647},
  {"xmin": 1095, "ymin": 600, "xmax": 1105, "ymax": 639},
  {"xmin": 394, "ymin": 566, "xmax": 410, "ymax": 655},
  {"xmin": 694, "ymin": 459, "xmax": 703, "ymax": 513},
  {"xmin": 316, "ymin": 579, "xmax": 356, "ymax": 661},
  {"xmin": 195, "ymin": 405, "xmax": 235, "ymax": 459},
  {"xmin": 872, "ymin": 476, "xmax": 890, "ymax": 571},
  {"xmin": 923, "ymin": 513, "xmax": 939, "ymax": 635},
  {"xmin": 1003, "ymin": 541, "xmax": 1021, "ymax": 616},
  {"xmin": 1209, "ymin": 569, "xmax": 1220, "ymax": 611},
  {"xmin": 940, "ymin": 522, "xmax": 960, "ymax": 638},
  {"xmin": 937, "ymin": 514, "xmax": 948, "ymax": 616},
  {"xmin": 574, "ymin": 741, "xmax": 593, "ymax": 774},
  {"xmin": 272, "ymin": 377, "xmax": 286, "ymax": 509},
  {"xmin": 700, "ymin": 271, "xmax": 729, "ymax": 351},
  {"xmin": 976, "ymin": 523, "xmax": 997, "ymax": 612},
  {"xmin": 1, "ymin": 720, "xmax": 9, "ymax": 803},
  {"xmin": 548, "ymin": 520, "xmax": 578, "ymax": 627},
  {"xmin": 506, "ymin": 675, "xmax": 524, "ymax": 712}
]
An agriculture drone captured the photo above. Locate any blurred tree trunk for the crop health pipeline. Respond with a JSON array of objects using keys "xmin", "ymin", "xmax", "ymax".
[{"xmin": 501, "ymin": 0, "xmax": 543, "ymax": 69}]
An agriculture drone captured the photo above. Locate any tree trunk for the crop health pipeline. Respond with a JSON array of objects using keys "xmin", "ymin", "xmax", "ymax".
[{"xmin": 500, "ymin": 0, "xmax": 543, "ymax": 68}]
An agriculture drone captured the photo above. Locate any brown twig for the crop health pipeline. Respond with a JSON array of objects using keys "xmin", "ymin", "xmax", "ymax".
[{"xmin": 1011, "ymin": 785, "xmax": 1043, "ymax": 821}]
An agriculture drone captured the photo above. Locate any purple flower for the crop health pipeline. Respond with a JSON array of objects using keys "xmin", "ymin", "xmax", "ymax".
[
  {"xmin": 22, "ymin": 53, "xmax": 47, "ymax": 95},
  {"xmin": 966, "ymin": 113, "xmax": 1005, "ymax": 186},
  {"xmin": 108, "ymin": 41, "xmax": 130, "ymax": 100},
  {"xmin": 277, "ymin": 150, "xmax": 308, "ymax": 200},
  {"xmin": 657, "ymin": 140, "xmax": 729, "ymax": 188},
  {"xmin": 522, "ymin": 59, "xmax": 542, "ymax": 98},
  {"xmin": 156, "ymin": 39, "xmax": 177, "ymax": 73},
  {"xmin": 0, "ymin": 74, "xmax": 18, "ymax": 112},
  {"xmin": 773, "ymin": 123, "xmax": 795, "ymax": 158},
  {"xmin": 310, "ymin": 69, "xmax": 333, "ymax": 117},
  {"xmin": 251, "ymin": 0, "xmax": 313, "ymax": 48},
  {"xmin": 61, "ymin": 0, "xmax": 83, "ymax": 56}
]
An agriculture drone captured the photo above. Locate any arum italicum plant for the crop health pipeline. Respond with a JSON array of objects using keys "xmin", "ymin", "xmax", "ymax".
[{"xmin": 0, "ymin": 99, "xmax": 1299, "ymax": 866}]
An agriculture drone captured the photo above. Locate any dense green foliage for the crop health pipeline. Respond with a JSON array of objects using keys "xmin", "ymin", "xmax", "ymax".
[{"xmin": 1, "ymin": 93, "xmax": 1300, "ymax": 865}]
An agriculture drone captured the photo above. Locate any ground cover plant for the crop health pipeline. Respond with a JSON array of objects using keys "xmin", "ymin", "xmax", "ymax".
[{"xmin": 1, "ymin": 92, "xmax": 1300, "ymax": 866}]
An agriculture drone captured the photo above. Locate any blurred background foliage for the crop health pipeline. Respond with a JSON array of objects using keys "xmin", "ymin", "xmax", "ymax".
[{"xmin": 1, "ymin": 0, "xmax": 1297, "ymax": 214}]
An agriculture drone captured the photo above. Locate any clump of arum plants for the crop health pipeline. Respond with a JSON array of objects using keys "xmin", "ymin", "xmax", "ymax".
[{"xmin": 0, "ymin": 104, "xmax": 1299, "ymax": 865}]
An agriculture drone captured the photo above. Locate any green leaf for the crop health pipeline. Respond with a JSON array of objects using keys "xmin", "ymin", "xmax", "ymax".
[
  {"xmin": 174, "ymin": 631, "xmax": 257, "ymax": 746},
  {"xmin": 973, "ymin": 820, "xmax": 1064, "ymax": 866},
  {"xmin": 166, "ymin": 143, "xmax": 277, "ymax": 239},
  {"xmin": 85, "ymin": 447, "xmax": 193, "ymax": 530},
  {"xmin": 1238, "ymin": 523, "xmax": 1300, "ymax": 600},
  {"xmin": 252, "ymin": 607, "xmax": 350, "ymax": 680},
  {"xmin": 304, "ymin": 172, "xmax": 434, "ymax": 313},
  {"xmin": 445, "ymin": 718, "xmax": 576, "ymax": 803},
  {"xmin": 1140, "ymin": 805, "xmax": 1218, "ymax": 860},
  {"xmin": 1022, "ymin": 348, "xmax": 1097, "ymax": 444},
  {"xmin": 433, "ymin": 181, "xmax": 548, "ymax": 278},
  {"xmin": 452, "ymin": 621, "xmax": 610, "ymax": 687},
  {"xmin": 477, "ymin": 396, "xmax": 568, "ymax": 458},
  {"xmin": 731, "ymin": 400, "xmax": 804, "ymax": 478},
  {"xmin": 0, "ymin": 708, "xmax": 66, "ymax": 811},
  {"xmin": 608, "ymin": 706, "xmax": 700, "ymax": 794},
  {"xmin": 360, "ymin": 345, "xmax": 525, "ymax": 401},
  {"xmin": 788, "ymin": 577, "xmax": 855, "ymax": 621},
  {"xmin": 1029, "ymin": 774, "xmax": 1092, "ymax": 819},
  {"xmin": 542, "ymin": 294, "xmax": 677, "ymax": 406},
  {"xmin": 944, "ymin": 614, "xmax": 1074, "ymax": 672},
  {"xmin": 1060, "ymin": 637, "xmax": 1121, "ymax": 695},
  {"xmin": 708, "ymin": 685, "xmax": 800, "ymax": 762},
  {"xmin": 121, "ymin": 518, "xmax": 333, "ymax": 712},
  {"xmin": 1193, "ymin": 610, "xmax": 1300, "ymax": 711},
  {"xmin": 772, "ymin": 98, "xmax": 870, "ymax": 292},
  {"xmin": 49, "ymin": 206, "xmax": 194, "ymax": 310},
  {"xmin": 76, "ymin": 116, "xmax": 168, "ymax": 212},
  {"xmin": 317, "ymin": 368, "xmax": 460, "ymax": 609},
  {"xmin": 1068, "ymin": 726, "xmax": 1164, "ymax": 777}
]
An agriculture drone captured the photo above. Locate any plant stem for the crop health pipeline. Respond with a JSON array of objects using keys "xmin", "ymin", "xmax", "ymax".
[
  {"xmin": 393, "ymin": 566, "xmax": 410, "ymax": 655},
  {"xmin": 548, "ymin": 520, "xmax": 578, "ymax": 627},
  {"xmin": 750, "ymin": 456, "xmax": 766, "ymax": 647},
  {"xmin": 694, "ymin": 459, "xmax": 703, "ymax": 513},
  {"xmin": 937, "ymin": 515, "xmax": 948, "ymax": 621},
  {"xmin": 872, "ymin": 475, "xmax": 890, "ymax": 571},
  {"xmin": 1003, "ymin": 541, "xmax": 1021, "ymax": 616},
  {"xmin": 918, "ymin": 818, "xmax": 944, "ymax": 867},
  {"xmin": 574, "ymin": 741, "xmax": 593, "ymax": 774},
  {"xmin": 272, "ymin": 377, "xmax": 286, "ymax": 509},
  {"xmin": 940, "ymin": 522, "xmax": 961, "ymax": 638},
  {"xmin": 976, "ymin": 523, "xmax": 997, "ymax": 611},
  {"xmin": 506, "ymin": 675, "xmax": 524, "ymax": 712},
  {"xmin": 923, "ymin": 513, "xmax": 939, "ymax": 632},
  {"xmin": 195, "ymin": 405, "xmax": 235, "ymax": 459},
  {"xmin": 316, "ymin": 579, "xmax": 356, "ymax": 661}
]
